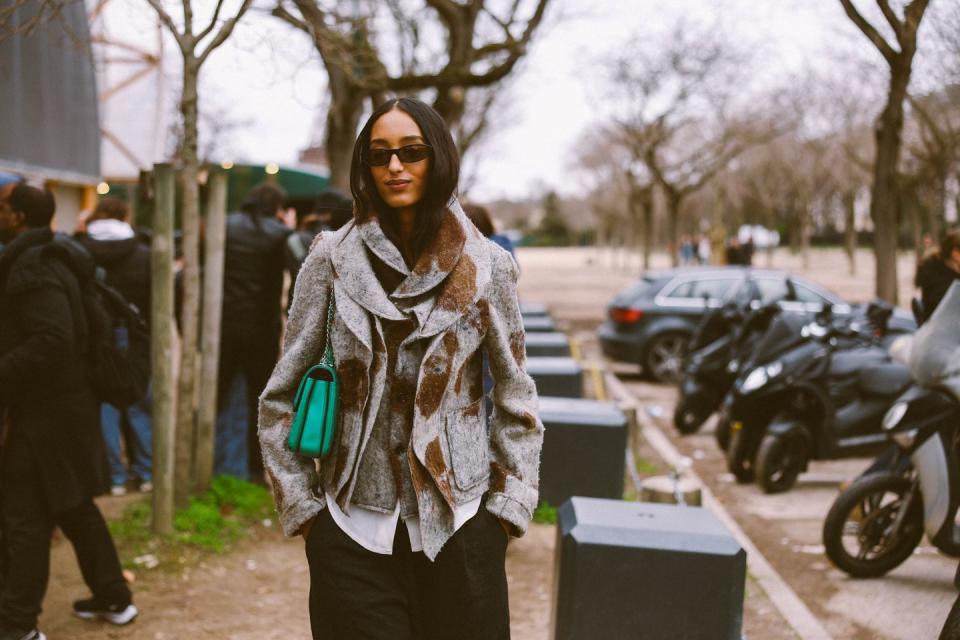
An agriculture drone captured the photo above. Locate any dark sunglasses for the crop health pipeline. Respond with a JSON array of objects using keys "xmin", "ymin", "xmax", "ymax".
[{"xmin": 365, "ymin": 144, "xmax": 433, "ymax": 167}]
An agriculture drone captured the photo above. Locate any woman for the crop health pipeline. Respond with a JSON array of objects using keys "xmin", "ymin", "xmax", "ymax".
[
  {"xmin": 259, "ymin": 98, "xmax": 542, "ymax": 639},
  {"xmin": 915, "ymin": 229, "xmax": 960, "ymax": 322}
]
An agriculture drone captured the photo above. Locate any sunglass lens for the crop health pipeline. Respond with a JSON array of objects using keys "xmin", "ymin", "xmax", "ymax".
[
  {"xmin": 367, "ymin": 149, "xmax": 391, "ymax": 166},
  {"xmin": 397, "ymin": 145, "xmax": 431, "ymax": 163}
]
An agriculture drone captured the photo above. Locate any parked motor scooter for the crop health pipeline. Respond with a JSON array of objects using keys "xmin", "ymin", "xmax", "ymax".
[
  {"xmin": 673, "ymin": 301, "xmax": 749, "ymax": 434},
  {"xmin": 822, "ymin": 382, "xmax": 960, "ymax": 576},
  {"xmin": 725, "ymin": 306, "xmax": 904, "ymax": 491},
  {"xmin": 823, "ymin": 285, "xmax": 960, "ymax": 576}
]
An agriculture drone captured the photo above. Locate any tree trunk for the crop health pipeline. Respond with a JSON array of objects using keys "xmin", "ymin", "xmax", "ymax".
[
  {"xmin": 843, "ymin": 190, "xmax": 857, "ymax": 275},
  {"xmin": 641, "ymin": 189, "xmax": 653, "ymax": 271},
  {"xmin": 930, "ymin": 170, "xmax": 945, "ymax": 242},
  {"xmin": 800, "ymin": 205, "xmax": 811, "ymax": 271},
  {"xmin": 870, "ymin": 64, "xmax": 912, "ymax": 305},
  {"xmin": 150, "ymin": 165, "xmax": 176, "ymax": 534},
  {"xmin": 195, "ymin": 169, "xmax": 227, "ymax": 492},
  {"xmin": 324, "ymin": 64, "xmax": 366, "ymax": 192},
  {"xmin": 666, "ymin": 191, "xmax": 682, "ymax": 267},
  {"xmin": 176, "ymin": 58, "xmax": 202, "ymax": 507}
]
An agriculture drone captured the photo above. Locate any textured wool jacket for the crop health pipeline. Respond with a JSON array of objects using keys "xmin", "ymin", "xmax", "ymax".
[{"xmin": 258, "ymin": 200, "xmax": 543, "ymax": 560}]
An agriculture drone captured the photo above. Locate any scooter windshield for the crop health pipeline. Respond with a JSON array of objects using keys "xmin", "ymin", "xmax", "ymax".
[
  {"xmin": 907, "ymin": 282, "xmax": 960, "ymax": 402},
  {"xmin": 744, "ymin": 312, "xmax": 810, "ymax": 369}
]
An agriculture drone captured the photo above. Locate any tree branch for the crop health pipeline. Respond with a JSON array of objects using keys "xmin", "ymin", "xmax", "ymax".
[
  {"xmin": 195, "ymin": 0, "xmax": 226, "ymax": 43},
  {"xmin": 838, "ymin": 0, "xmax": 897, "ymax": 64},
  {"xmin": 198, "ymin": 0, "xmax": 253, "ymax": 65},
  {"xmin": 144, "ymin": 0, "xmax": 187, "ymax": 49},
  {"xmin": 876, "ymin": 0, "xmax": 904, "ymax": 43}
]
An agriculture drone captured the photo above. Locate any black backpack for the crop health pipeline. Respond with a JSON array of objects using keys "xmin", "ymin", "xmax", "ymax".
[{"xmin": 82, "ymin": 269, "xmax": 150, "ymax": 408}]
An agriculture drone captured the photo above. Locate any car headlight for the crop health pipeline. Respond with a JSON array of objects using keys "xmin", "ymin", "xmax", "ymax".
[
  {"xmin": 892, "ymin": 428, "xmax": 919, "ymax": 449},
  {"xmin": 882, "ymin": 402, "xmax": 909, "ymax": 431},
  {"xmin": 741, "ymin": 367, "xmax": 769, "ymax": 393},
  {"xmin": 766, "ymin": 361, "xmax": 783, "ymax": 378}
]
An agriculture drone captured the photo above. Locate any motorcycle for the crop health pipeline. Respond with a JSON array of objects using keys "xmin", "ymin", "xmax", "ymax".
[
  {"xmin": 822, "ymin": 283, "xmax": 960, "ymax": 577},
  {"xmin": 673, "ymin": 301, "xmax": 749, "ymax": 434},
  {"xmin": 725, "ymin": 304, "xmax": 904, "ymax": 491}
]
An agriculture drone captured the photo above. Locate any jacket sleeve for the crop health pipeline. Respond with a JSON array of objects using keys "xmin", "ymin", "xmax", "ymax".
[
  {"xmin": 483, "ymin": 248, "xmax": 544, "ymax": 536},
  {"xmin": 258, "ymin": 238, "xmax": 332, "ymax": 536},
  {"xmin": 0, "ymin": 276, "xmax": 75, "ymax": 400}
]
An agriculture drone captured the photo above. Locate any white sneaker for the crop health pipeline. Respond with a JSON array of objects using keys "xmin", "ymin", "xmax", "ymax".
[
  {"xmin": 110, "ymin": 485, "xmax": 127, "ymax": 497},
  {"xmin": 73, "ymin": 599, "xmax": 139, "ymax": 626},
  {"xmin": 138, "ymin": 481, "xmax": 153, "ymax": 493}
]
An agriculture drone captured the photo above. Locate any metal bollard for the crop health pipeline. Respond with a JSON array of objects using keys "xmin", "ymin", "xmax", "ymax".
[{"xmin": 552, "ymin": 497, "xmax": 746, "ymax": 640}]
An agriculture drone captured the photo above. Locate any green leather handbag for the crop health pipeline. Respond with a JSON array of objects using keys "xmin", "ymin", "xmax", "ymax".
[{"xmin": 287, "ymin": 299, "xmax": 338, "ymax": 459}]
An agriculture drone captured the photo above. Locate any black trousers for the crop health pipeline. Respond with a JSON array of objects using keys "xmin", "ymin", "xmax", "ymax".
[
  {"xmin": 306, "ymin": 505, "xmax": 511, "ymax": 640},
  {"xmin": 0, "ymin": 459, "xmax": 130, "ymax": 629}
]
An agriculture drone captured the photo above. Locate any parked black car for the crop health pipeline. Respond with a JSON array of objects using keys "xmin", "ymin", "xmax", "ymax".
[{"xmin": 598, "ymin": 267, "xmax": 858, "ymax": 383}]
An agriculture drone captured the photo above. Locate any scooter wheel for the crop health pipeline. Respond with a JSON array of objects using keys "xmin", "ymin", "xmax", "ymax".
[
  {"xmin": 756, "ymin": 433, "xmax": 806, "ymax": 494},
  {"xmin": 822, "ymin": 473, "xmax": 923, "ymax": 578},
  {"xmin": 715, "ymin": 416, "xmax": 732, "ymax": 451},
  {"xmin": 726, "ymin": 427, "xmax": 755, "ymax": 483},
  {"xmin": 673, "ymin": 398, "xmax": 707, "ymax": 435}
]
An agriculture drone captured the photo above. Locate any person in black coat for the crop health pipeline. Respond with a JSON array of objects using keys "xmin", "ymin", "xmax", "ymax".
[
  {"xmin": 0, "ymin": 186, "xmax": 136, "ymax": 640},
  {"xmin": 915, "ymin": 228, "xmax": 960, "ymax": 322},
  {"xmin": 217, "ymin": 183, "xmax": 293, "ymax": 481},
  {"xmin": 75, "ymin": 198, "xmax": 153, "ymax": 496}
]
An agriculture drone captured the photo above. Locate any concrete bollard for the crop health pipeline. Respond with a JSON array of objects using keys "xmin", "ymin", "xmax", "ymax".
[
  {"xmin": 538, "ymin": 397, "xmax": 627, "ymax": 507},
  {"xmin": 525, "ymin": 332, "xmax": 571, "ymax": 358},
  {"xmin": 520, "ymin": 301, "xmax": 549, "ymax": 317},
  {"xmin": 524, "ymin": 315, "xmax": 556, "ymax": 333},
  {"xmin": 552, "ymin": 498, "xmax": 746, "ymax": 640},
  {"xmin": 527, "ymin": 357, "xmax": 583, "ymax": 398},
  {"xmin": 639, "ymin": 475, "xmax": 703, "ymax": 507}
]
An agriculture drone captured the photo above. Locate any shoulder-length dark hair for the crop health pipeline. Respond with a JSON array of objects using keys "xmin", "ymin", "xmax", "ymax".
[{"xmin": 350, "ymin": 97, "xmax": 460, "ymax": 264}]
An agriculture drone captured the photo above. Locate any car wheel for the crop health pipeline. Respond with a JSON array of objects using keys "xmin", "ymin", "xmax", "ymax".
[{"xmin": 644, "ymin": 332, "xmax": 689, "ymax": 384}]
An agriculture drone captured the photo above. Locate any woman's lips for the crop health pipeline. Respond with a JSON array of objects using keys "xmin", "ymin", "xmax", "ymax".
[{"xmin": 385, "ymin": 180, "xmax": 410, "ymax": 192}]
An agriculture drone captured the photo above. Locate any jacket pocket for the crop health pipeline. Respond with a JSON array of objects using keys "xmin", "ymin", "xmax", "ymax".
[{"xmin": 445, "ymin": 398, "xmax": 489, "ymax": 491}]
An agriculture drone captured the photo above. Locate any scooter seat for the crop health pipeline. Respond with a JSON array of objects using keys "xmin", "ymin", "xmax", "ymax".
[
  {"xmin": 858, "ymin": 363, "xmax": 913, "ymax": 397},
  {"xmin": 830, "ymin": 349, "xmax": 888, "ymax": 378}
]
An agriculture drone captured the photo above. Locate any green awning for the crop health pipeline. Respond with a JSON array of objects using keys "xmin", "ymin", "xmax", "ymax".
[{"xmin": 226, "ymin": 164, "xmax": 330, "ymax": 210}]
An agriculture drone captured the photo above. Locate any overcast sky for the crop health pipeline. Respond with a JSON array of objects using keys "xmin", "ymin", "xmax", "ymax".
[{"xmin": 99, "ymin": 0, "xmax": 933, "ymax": 201}]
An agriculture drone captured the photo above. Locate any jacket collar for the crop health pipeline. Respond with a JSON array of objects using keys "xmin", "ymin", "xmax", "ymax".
[{"xmin": 329, "ymin": 199, "xmax": 491, "ymax": 338}]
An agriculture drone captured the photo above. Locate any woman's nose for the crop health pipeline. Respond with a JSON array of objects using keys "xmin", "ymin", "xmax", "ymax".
[{"xmin": 388, "ymin": 152, "xmax": 404, "ymax": 172}]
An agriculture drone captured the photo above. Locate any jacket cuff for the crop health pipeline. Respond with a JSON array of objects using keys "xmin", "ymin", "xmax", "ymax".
[
  {"xmin": 486, "ymin": 476, "xmax": 538, "ymax": 537},
  {"xmin": 280, "ymin": 494, "xmax": 326, "ymax": 537}
]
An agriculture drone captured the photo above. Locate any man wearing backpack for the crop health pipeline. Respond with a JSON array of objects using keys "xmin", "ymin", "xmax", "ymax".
[
  {"xmin": 75, "ymin": 198, "xmax": 152, "ymax": 497},
  {"xmin": 0, "ymin": 185, "xmax": 137, "ymax": 640}
]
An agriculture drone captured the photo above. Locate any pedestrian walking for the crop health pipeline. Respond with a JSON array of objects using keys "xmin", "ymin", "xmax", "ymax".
[
  {"xmin": 259, "ymin": 97, "xmax": 543, "ymax": 640},
  {"xmin": 915, "ymin": 228, "xmax": 960, "ymax": 322},
  {"xmin": 217, "ymin": 183, "xmax": 293, "ymax": 481},
  {"xmin": 463, "ymin": 202, "xmax": 517, "ymax": 260},
  {"xmin": 0, "ymin": 186, "xmax": 137, "ymax": 640},
  {"xmin": 75, "ymin": 198, "xmax": 153, "ymax": 496}
]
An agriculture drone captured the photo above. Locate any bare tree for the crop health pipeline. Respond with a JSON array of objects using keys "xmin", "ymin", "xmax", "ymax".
[
  {"xmin": 839, "ymin": 0, "xmax": 932, "ymax": 304},
  {"xmin": 606, "ymin": 21, "xmax": 783, "ymax": 266},
  {"xmin": 143, "ymin": 0, "xmax": 253, "ymax": 506},
  {"xmin": 272, "ymin": 0, "xmax": 551, "ymax": 190}
]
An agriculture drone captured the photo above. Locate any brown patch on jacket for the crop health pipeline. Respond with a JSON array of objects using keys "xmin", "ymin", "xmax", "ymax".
[
  {"xmin": 436, "ymin": 254, "xmax": 477, "ymax": 312},
  {"xmin": 521, "ymin": 411, "xmax": 539, "ymax": 431},
  {"xmin": 463, "ymin": 400, "xmax": 481, "ymax": 417},
  {"xmin": 332, "ymin": 434, "xmax": 351, "ymax": 488},
  {"xmin": 467, "ymin": 353, "xmax": 485, "ymax": 402},
  {"xmin": 509, "ymin": 330, "xmax": 526, "ymax": 367},
  {"xmin": 408, "ymin": 449, "xmax": 429, "ymax": 494},
  {"xmin": 337, "ymin": 358, "xmax": 369, "ymax": 412},
  {"xmin": 415, "ymin": 331, "xmax": 459, "ymax": 418},
  {"xmin": 424, "ymin": 436, "xmax": 454, "ymax": 502},
  {"xmin": 412, "ymin": 210, "xmax": 466, "ymax": 276},
  {"xmin": 490, "ymin": 462, "xmax": 509, "ymax": 494}
]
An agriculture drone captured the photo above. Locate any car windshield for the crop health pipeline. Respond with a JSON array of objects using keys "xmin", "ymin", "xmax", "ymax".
[{"xmin": 906, "ymin": 282, "xmax": 960, "ymax": 401}]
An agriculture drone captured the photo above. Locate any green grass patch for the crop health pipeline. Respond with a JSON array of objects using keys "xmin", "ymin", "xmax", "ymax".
[
  {"xmin": 108, "ymin": 476, "xmax": 274, "ymax": 570},
  {"xmin": 635, "ymin": 455, "xmax": 663, "ymax": 476},
  {"xmin": 533, "ymin": 502, "xmax": 558, "ymax": 525}
]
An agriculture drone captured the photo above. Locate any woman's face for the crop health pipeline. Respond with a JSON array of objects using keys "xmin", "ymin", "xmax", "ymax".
[{"xmin": 368, "ymin": 108, "xmax": 431, "ymax": 212}]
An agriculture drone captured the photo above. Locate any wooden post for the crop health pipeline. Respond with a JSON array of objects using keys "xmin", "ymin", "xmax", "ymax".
[
  {"xmin": 150, "ymin": 164, "xmax": 177, "ymax": 534},
  {"xmin": 194, "ymin": 169, "xmax": 227, "ymax": 491}
]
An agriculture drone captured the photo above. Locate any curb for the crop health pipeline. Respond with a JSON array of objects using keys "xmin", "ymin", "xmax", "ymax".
[{"xmin": 604, "ymin": 371, "xmax": 833, "ymax": 640}]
